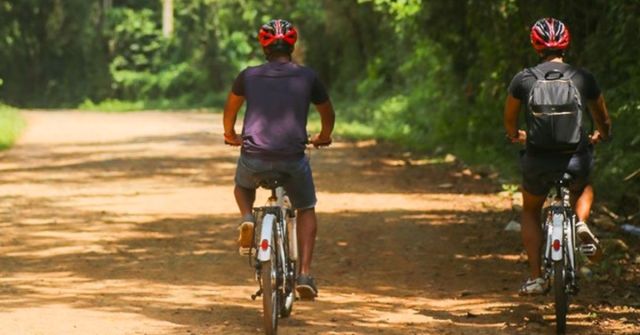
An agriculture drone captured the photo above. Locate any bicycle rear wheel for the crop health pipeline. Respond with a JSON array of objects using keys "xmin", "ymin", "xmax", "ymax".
[
  {"xmin": 553, "ymin": 260, "xmax": 568, "ymax": 334},
  {"xmin": 261, "ymin": 232, "xmax": 279, "ymax": 335},
  {"xmin": 280, "ymin": 259, "xmax": 295, "ymax": 318}
]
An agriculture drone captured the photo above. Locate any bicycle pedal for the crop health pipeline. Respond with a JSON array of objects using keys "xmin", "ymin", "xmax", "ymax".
[
  {"xmin": 251, "ymin": 288, "xmax": 263, "ymax": 300},
  {"xmin": 568, "ymin": 285, "xmax": 579, "ymax": 295},
  {"xmin": 238, "ymin": 247, "xmax": 255, "ymax": 256},
  {"xmin": 579, "ymin": 244, "xmax": 597, "ymax": 256}
]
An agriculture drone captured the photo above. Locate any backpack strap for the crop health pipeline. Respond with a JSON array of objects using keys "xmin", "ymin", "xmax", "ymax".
[
  {"xmin": 562, "ymin": 68, "xmax": 577, "ymax": 80},
  {"xmin": 526, "ymin": 67, "xmax": 545, "ymax": 80},
  {"xmin": 528, "ymin": 66, "xmax": 577, "ymax": 80}
]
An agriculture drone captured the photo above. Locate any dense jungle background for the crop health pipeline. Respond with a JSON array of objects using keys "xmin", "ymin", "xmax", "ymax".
[{"xmin": 0, "ymin": 0, "xmax": 638, "ymax": 195}]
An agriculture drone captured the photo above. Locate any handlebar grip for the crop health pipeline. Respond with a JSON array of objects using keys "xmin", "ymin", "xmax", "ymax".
[{"xmin": 311, "ymin": 140, "xmax": 332, "ymax": 148}]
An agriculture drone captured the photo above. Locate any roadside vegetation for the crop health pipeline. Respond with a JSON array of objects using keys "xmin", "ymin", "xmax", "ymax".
[
  {"xmin": 0, "ymin": 103, "xmax": 24, "ymax": 149},
  {"xmin": 1, "ymin": 0, "xmax": 637, "ymax": 196}
]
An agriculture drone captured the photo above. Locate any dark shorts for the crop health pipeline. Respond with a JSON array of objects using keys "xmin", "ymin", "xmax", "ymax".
[
  {"xmin": 520, "ymin": 148, "xmax": 594, "ymax": 196},
  {"xmin": 235, "ymin": 154, "xmax": 317, "ymax": 209}
]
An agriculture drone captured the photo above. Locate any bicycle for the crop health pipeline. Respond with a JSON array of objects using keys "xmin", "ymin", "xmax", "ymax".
[
  {"xmin": 541, "ymin": 172, "xmax": 597, "ymax": 334},
  {"xmin": 246, "ymin": 171, "xmax": 298, "ymax": 335}
]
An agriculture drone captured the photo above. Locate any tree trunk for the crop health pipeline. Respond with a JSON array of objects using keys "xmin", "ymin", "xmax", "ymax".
[{"xmin": 162, "ymin": 0, "xmax": 174, "ymax": 38}]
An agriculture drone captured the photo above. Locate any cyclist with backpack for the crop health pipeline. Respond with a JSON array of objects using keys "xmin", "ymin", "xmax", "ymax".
[
  {"xmin": 223, "ymin": 19, "xmax": 335, "ymax": 300},
  {"xmin": 503, "ymin": 18, "xmax": 612, "ymax": 295}
]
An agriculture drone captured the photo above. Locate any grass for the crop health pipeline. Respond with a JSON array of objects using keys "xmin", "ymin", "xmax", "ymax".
[
  {"xmin": 0, "ymin": 104, "xmax": 24, "ymax": 149},
  {"xmin": 78, "ymin": 94, "xmax": 225, "ymax": 113},
  {"xmin": 307, "ymin": 115, "xmax": 375, "ymax": 140}
]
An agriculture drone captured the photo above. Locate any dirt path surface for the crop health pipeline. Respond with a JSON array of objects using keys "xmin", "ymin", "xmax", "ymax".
[{"xmin": 0, "ymin": 111, "xmax": 637, "ymax": 335}]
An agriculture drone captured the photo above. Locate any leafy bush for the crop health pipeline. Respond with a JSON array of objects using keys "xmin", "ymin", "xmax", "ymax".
[{"xmin": 0, "ymin": 104, "xmax": 24, "ymax": 149}]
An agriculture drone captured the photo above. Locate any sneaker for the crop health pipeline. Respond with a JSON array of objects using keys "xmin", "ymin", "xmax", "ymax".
[
  {"xmin": 576, "ymin": 221, "xmax": 602, "ymax": 262},
  {"xmin": 519, "ymin": 277, "xmax": 548, "ymax": 296},
  {"xmin": 237, "ymin": 220, "xmax": 254, "ymax": 256},
  {"xmin": 296, "ymin": 275, "xmax": 318, "ymax": 301},
  {"xmin": 575, "ymin": 221, "xmax": 599, "ymax": 244}
]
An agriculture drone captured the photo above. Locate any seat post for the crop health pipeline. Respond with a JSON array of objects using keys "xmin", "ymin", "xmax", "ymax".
[{"xmin": 555, "ymin": 182, "xmax": 563, "ymax": 201}]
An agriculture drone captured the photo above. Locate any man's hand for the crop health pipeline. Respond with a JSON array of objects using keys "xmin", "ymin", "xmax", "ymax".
[
  {"xmin": 589, "ymin": 130, "xmax": 604, "ymax": 144},
  {"xmin": 224, "ymin": 132, "xmax": 242, "ymax": 146},
  {"xmin": 509, "ymin": 129, "xmax": 527, "ymax": 144},
  {"xmin": 309, "ymin": 133, "xmax": 332, "ymax": 148}
]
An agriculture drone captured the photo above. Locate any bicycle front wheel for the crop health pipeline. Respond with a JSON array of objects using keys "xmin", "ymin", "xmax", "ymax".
[{"xmin": 553, "ymin": 260, "xmax": 568, "ymax": 334}]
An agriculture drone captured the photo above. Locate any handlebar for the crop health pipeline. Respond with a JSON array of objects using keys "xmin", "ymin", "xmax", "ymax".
[
  {"xmin": 506, "ymin": 130, "xmax": 609, "ymax": 146},
  {"xmin": 307, "ymin": 138, "xmax": 332, "ymax": 148},
  {"xmin": 224, "ymin": 138, "xmax": 332, "ymax": 148}
]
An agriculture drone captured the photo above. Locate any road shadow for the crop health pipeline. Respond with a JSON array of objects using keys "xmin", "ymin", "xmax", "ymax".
[
  {"xmin": 0, "ymin": 115, "xmax": 635, "ymax": 334},
  {"xmin": 0, "ymin": 193, "xmax": 633, "ymax": 334},
  {"xmin": 0, "ymin": 132, "xmax": 500, "ymax": 195}
]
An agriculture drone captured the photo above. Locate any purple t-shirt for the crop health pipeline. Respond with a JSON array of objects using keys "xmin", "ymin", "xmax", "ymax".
[{"xmin": 232, "ymin": 61, "xmax": 329, "ymax": 160}]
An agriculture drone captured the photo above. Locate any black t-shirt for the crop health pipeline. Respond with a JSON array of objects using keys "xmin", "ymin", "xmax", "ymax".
[
  {"xmin": 231, "ymin": 61, "xmax": 329, "ymax": 159},
  {"xmin": 508, "ymin": 61, "xmax": 602, "ymax": 153}
]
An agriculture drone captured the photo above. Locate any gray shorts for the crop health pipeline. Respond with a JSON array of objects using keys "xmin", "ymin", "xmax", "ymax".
[
  {"xmin": 520, "ymin": 148, "xmax": 593, "ymax": 196},
  {"xmin": 235, "ymin": 154, "xmax": 317, "ymax": 209}
]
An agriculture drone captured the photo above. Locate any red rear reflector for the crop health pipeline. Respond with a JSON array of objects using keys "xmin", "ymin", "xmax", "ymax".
[
  {"xmin": 553, "ymin": 240, "xmax": 561, "ymax": 251},
  {"xmin": 261, "ymin": 239, "xmax": 269, "ymax": 251}
]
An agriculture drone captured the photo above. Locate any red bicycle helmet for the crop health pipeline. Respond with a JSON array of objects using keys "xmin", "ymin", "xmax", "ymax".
[
  {"xmin": 530, "ymin": 18, "xmax": 570, "ymax": 52},
  {"xmin": 258, "ymin": 19, "xmax": 297, "ymax": 54}
]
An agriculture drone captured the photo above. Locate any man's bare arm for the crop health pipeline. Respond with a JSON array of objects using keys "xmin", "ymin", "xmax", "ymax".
[
  {"xmin": 310, "ymin": 100, "xmax": 335, "ymax": 146},
  {"xmin": 503, "ymin": 94, "xmax": 525, "ymax": 143},
  {"xmin": 222, "ymin": 92, "xmax": 245, "ymax": 145},
  {"xmin": 587, "ymin": 94, "xmax": 612, "ymax": 141}
]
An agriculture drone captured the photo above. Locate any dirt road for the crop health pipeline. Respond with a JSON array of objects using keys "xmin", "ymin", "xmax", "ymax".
[{"xmin": 0, "ymin": 111, "xmax": 637, "ymax": 334}]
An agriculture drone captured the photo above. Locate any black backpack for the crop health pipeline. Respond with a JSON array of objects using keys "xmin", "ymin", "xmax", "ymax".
[{"xmin": 525, "ymin": 67, "xmax": 585, "ymax": 151}]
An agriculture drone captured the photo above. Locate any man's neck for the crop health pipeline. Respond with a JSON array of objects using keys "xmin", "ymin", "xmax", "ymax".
[
  {"xmin": 544, "ymin": 56, "xmax": 564, "ymax": 63},
  {"xmin": 269, "ymin": 55, "xmax": 291, "ymax": 63}
]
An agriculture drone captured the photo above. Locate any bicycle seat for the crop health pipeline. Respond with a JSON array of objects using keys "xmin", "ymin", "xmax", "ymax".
[
  {"xmin": 253, "ymin": 171, "xmax": 290, "ymax": 190},
  {"xmin": 540, "ymin": 171, "xmax": 575, "ymax": 187}
]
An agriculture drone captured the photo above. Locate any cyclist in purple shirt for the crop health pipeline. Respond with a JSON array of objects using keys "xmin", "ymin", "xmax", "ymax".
[{"xmin": 223, "ymin": 19, "xmax": 335, "ymax": 300}]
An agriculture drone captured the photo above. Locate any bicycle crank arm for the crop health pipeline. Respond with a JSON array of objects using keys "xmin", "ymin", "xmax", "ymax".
[
  {"xmin": 251, "ymin": 288, "xmax": 263, "ymax": 300},
  {"xmin": 579, "ymin": 244, "xmax": 597, "ymax": 257}
]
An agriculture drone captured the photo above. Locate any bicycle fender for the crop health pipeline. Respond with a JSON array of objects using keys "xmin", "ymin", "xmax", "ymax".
[
  {"xmin": 257, "ymin": 213, "xmax": 276, "ymax": 262},
  {"xmin": 551, "ymin": 213, "xmax": 564, "ymax": 261}
]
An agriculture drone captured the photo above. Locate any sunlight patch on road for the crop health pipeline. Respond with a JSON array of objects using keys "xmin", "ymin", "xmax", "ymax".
[
  {"xmin": 0, "ymin": 304, "xmax": 177, "ymax": 335},
  {"xmin": 0, "ymin": 272, "xmax": 264, "ymax": 334},
  {"xmin": 292, "ymin": 289, "xmax": 517, "ymax": 333},
  {"xmin": 454, "ymin": 253, "xmax": 522, "ymax": 262},
  {"xmin": 317, "ymin": 192, "xmax": 506, "ymax": 213}
]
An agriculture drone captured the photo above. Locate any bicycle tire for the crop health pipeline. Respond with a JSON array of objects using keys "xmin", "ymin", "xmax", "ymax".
[
  {"xmin": 279, "ymin": 194, "xmax": 295, "ymax": 318},
  {"xmin": 261, "ymin": 230, "xmax": 279, "ymax": 335},
  {"xmin": 553, "ymin": 260, "xmax": 568, "ymax": 334},
  {"xmin": 280, "ymin": 259, "xmax": 295, "ymax": 318}
]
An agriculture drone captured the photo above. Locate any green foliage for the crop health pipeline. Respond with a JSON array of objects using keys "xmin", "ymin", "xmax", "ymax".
[
  {"xmin": 0, "ymin": 0, "xmax": 637, "ymax": 196},
  {"xmin": 330, "ymin": 0, "xmax": 640, "ymax": 196},
  {"xmin": 0, "ymin": 103, "xmax": 24, "ymax": 149},
  {"xmin": 0, "ymin": 1, "xmax": 110, "ymax": 107}
]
